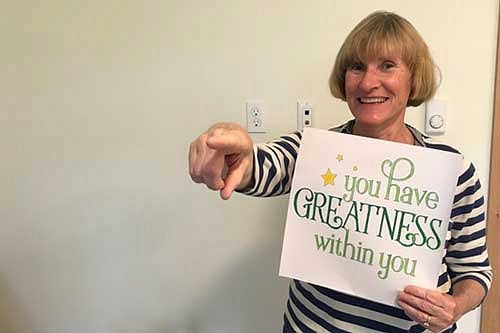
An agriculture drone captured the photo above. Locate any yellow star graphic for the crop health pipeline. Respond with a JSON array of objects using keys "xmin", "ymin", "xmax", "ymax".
[
  {"xmin": 336, "ymin": 154, "xmax": 343, "ymax": 162},
  {"xmin": 321, "ymin": 168, "xmax": 337, "ymax": 186}
]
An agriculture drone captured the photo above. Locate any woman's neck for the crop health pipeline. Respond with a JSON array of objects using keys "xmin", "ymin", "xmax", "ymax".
[{"xmin": 352, "ymin": 121, "xmax": 415, "ymax": 145}]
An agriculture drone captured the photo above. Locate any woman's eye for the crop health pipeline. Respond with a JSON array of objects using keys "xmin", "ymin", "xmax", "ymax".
[
  {"xmin": 349, "ymin": 63, "xmax": 364, "ymax": 71},
  {"xmin": 381, "ymin": 61, "xmax": 396, "ymax": 70}
]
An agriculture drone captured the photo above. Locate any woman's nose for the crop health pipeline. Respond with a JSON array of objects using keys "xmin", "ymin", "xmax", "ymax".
[{"xmin": 359, "ymin": 69, "xmax": 381, "ymax": 91}]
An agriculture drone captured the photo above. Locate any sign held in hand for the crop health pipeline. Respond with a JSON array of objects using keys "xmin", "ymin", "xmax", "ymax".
[{"xmin": 279, "ymin": 128, "xmax": 462, "ymax": 306}]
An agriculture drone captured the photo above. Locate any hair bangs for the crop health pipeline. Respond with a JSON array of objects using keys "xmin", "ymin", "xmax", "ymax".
[{"xmin": 348, "ymin": 22, "xmax": 413, "ymax": 69}]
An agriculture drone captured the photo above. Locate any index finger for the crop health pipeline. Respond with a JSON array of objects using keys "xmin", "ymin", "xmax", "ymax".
[
  {"xmin": 403, "ymin": 286, "xmax": 444, "ymax": 307},
  {"xmin": 404, "ymin": 285, "xmax": 427, "ymax": 298}
]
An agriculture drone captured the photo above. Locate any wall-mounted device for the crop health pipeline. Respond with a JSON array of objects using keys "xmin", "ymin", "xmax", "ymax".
[
  {"xmin": 297, "ymin": 101, "xmax": 313, "ymax": 131},
  {"xmin": 246, "ymin": 100, "xmax": 266, "ymax": 133},
  {"xmin": 425, "ymin": 99, "xmax": 447, "ymax": 135}
]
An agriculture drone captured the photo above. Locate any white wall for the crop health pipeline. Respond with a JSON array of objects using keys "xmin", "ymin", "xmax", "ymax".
[{"xmin": 0, "ymin": 1, "xmax": 497, "ymax": 332}]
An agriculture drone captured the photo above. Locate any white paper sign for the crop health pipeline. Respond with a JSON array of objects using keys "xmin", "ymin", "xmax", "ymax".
[{"xmin": 279, "ymin": 127, "xmax": 463, "ymax": 306}]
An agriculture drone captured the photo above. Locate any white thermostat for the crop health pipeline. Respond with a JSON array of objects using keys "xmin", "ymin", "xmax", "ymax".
[{"xmin": 425, "ymin": 99, "xmax": 447, "ymax": 135}]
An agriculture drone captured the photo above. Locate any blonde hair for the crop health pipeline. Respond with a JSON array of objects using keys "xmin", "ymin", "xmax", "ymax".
[{"xmin": 329, "ymin": 11, "xmax": 438, "ymax": 107}]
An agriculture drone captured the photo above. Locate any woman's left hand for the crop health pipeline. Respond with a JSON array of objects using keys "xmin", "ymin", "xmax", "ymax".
[{"xmin": 397, "ymin": 285, "xmax": 463, "ymax": 332}]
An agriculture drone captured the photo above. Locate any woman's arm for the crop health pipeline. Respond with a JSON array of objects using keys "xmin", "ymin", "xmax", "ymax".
[
  {"xmin": 189, "ymin": 122, "xmax": 303, "ymax": 199},
  {"xmin": 451, "ymin": 278, "xmax": 486, "ymax": 316},
  {"xmin": 397, "ymin": 159, "xmax": 493, "ymax": 332},
  {"xmin": 238, "ymin": 132, "xmax": 302, "ymax": 197}
]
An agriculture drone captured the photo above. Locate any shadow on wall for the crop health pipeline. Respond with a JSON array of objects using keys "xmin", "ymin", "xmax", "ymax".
[
  {"xmin": 0, "ymin": 275, "xmax": 34, "ymax": 333},
  {"xmin": 166, "ymin": 210, "xmax": 290, "ymax": 333}
]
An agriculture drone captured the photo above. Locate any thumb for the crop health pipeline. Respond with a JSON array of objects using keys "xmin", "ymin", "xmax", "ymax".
[{"xmin": 206, "ymin": 133, "xmax": 251, "ymax": 156}]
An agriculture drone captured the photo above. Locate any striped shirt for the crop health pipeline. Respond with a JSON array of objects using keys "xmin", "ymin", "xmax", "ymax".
[{"xmin": 242, "ymin": 120, "xmax": 492, "ymax": 333}]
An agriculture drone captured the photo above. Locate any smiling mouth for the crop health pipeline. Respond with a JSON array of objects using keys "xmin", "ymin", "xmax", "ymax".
[{"xmin": 358, "ymin": 97, "xmax": 389, "ymax": 104}]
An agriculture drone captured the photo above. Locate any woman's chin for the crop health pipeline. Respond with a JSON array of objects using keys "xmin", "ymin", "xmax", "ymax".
[{"xmin": 352, "ymin": 114, "xmax": 388, "ymax": 127}]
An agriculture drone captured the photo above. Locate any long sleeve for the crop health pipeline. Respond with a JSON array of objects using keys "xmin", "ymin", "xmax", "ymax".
[
  {"xmin": 241, "ymin": 132, "xmax": 302, "ymax": 197},
  {"xmin": 445, "ymin": 160, "xmax": 493, "ymax": 297}
]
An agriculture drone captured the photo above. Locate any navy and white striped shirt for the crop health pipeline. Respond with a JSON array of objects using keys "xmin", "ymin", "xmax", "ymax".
[{"xmin": 243, "ymin": 120, "xmax": 492, "ymax": 333}]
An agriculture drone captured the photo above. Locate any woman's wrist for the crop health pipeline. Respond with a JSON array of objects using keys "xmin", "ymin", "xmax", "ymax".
[{"xmin": 451, "ymin": 279, "xmax": 486, "ymax": 318}]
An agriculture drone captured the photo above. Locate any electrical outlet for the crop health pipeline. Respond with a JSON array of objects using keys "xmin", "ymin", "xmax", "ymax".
[
  {"xmin": 297, "ymin": 101, "xmax": 313, "ymax": 131},
  {"xmin": 246, "ymin": 101, "xmax": 266, "ymax": 133}
]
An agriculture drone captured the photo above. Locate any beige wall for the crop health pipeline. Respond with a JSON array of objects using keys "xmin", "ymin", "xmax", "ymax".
[{"xmin": 0, "ymin": 1, "xmax": 497, "ymax": 332}]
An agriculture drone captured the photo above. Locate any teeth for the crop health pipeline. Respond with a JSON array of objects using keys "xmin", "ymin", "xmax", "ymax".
[{"xmin": 359, "ymin": 97, "xmax": 387, "ymax": 104}]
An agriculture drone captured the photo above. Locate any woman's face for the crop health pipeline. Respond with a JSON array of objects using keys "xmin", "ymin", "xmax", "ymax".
[{"xmin": 345, "ymin": 56, "xmax": 412, "ymax": 129}]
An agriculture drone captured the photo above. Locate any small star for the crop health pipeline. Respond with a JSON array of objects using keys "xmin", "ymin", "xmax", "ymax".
[
  {"xmin": 336, "ymin": 154, "xmax": 344, "ymax": 162},
  {"xmin": 321, "ymin": 168, "xmax": 337, "ymax": 186},
  {"xmin": 353, "ymin": 166, "xmax": 358, "ymax": 171}
]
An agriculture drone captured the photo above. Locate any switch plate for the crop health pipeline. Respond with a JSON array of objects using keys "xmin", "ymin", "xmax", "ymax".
[
  {"xmin": 246, "ymin": 101, "xmax": 266, "ymax": 133},
  {"xmin": 297, "ymin": 101, "xmax": 313, "ymax": 131},
  {"xmin": 425, "ymin": 99, "xmax": 446, "ymax": 135}
]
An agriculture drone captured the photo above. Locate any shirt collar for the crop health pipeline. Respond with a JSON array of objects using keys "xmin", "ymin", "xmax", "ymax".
[{"xmin": 333, "ymin": 119, "xmax": 426, "ymax": 147}]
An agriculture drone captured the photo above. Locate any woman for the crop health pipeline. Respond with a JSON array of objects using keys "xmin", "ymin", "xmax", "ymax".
[{"xmin": 188, "ymin": 11, "xmax": 492, "ymax": 333}]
